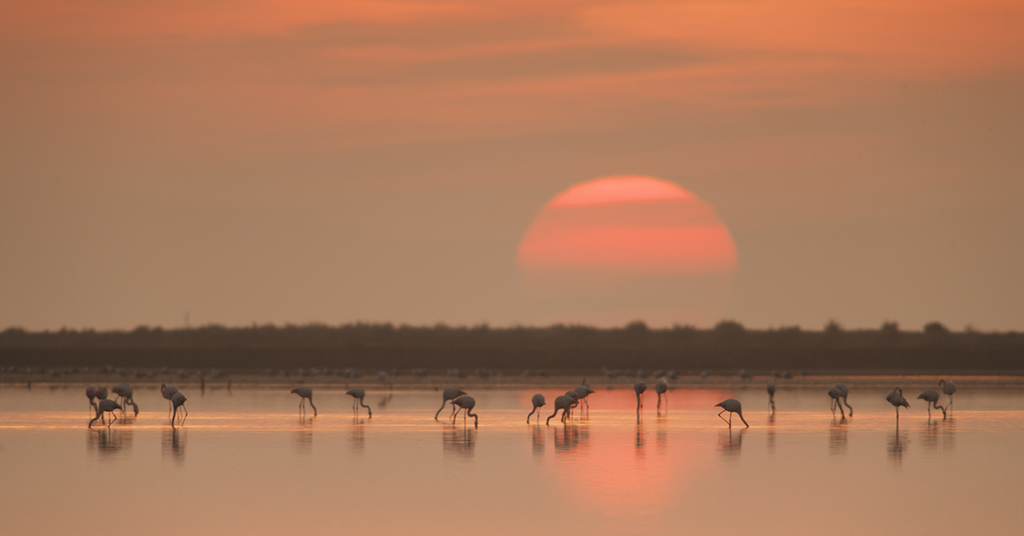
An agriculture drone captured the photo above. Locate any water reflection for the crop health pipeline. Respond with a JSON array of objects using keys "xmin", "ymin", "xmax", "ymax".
[
  {"xmin": 553, "ymin": 423, "xmax": 589, "ymax": 452},
  {"xmin": 829, "ymin": 418, "xmax": 848, "ymax": 456},
  {"xmin": 921, "ymin": 417, "xmax": 940, "ymax": 451},
  {"xmin": 635, "ymin": 422, "xmax": 646, "ymax": 451},
  {"xmin": 531, "ymin": 425, "xmax": 546, "ymax": 457},
  {"xmin": 887, "ymin": 429, "xmax": 908, "ymax": 465},
  {"xmin": 86, "ymin": 428, "xmax": 132, "ymax": 459},
  {"xmin": 350, "ymin": 417, "xmax": 366, "ymax": 454},
  {"xmin": 161, "ymin": 428, "xmax": 186, "ymax": 463},
  {"xmin": 293, "ymin": 417, "xmax": 313, "ymax": 454},
  {"xmin": 766, "ymin": 414, "xmax": 776, "ymax": 454},
  {"xmin": 943, "ymin": 417, "xmax": 957, "ymax": 451},
  {"xmin": 442, "ymin": 424, "xmax": 476, "ymax": 458},
  {"xmin": 718, "ymin": 428, "xmax": 744, "ymax": 461}
]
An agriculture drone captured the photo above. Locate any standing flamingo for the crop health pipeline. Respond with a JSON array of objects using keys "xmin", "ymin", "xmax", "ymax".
[
  {"xmin": 111, "ymin": 383, "xmax": 139, "ymax": 417},
  {"xmin": 161, "ymin": 384, "xmax": 179, "ymax": 416},
  {"xmin": 89, "ymin": 399, "xmax": 122, "ymax": 428},
  {"xmin": 546, "ymin": 395, "xmax": 574, "ymax": 425},
  {"xmin": 836, "ymin": 384, "xmax": 854, "ymax": 416},
  {"xmin": 346, "ymin": 387, "xmax": 372, "ymax": 417},
  {"xmin": 171, "ymin": 391, "xmax": 188, "ymax": 426},
  {"xmin": 86, "ymin": 385, "xmax": 98, "ymax": 412},
  {"xmin": 886, "ymin": 387, "xmax": 910, "ymax": 426},
  {"xmin": 939, "ymin": 379, "xmax": 957, "ymax": 411},
  {"xmin": 452, "ymin": 395, "xmax": 478, "ymax": 427},
  {"xmin": 715, "ymin": 399, "xmax": 749, "ymax": 428},
  {"xmin": 766, "ymin": 381, "xmax": 776, "ymax": 413},
  {"xmin": 435, "ymin": 387, "xmax": 466, "ymax": 420},
  {"xmin": 527, "ymin": 394, "xmax": 546, "ymax": 423},
  {"xmin": 828, "ymin": 386, "xmax": 846, "ymax": 419},
  {"xmin": 634, "ymin": 381, "xmax": 647, "ymax": 419},
  {"xmin": 563, "ymin": 391, "xmax": 580, "ymax": 419},
  {"xmin": 290, "ymin": 386, "xmax": 317, "ymax": 416},
  {"xmin": 917, "ymin": 390, "xmax": 946, "ymax": 419},
  {"xmin": 574, "ymin": 381, "xmax": 595, "ymax": 413},
  {"xmin": 655, "ymin": 377, "xmax": 668, "ymax": 413}
]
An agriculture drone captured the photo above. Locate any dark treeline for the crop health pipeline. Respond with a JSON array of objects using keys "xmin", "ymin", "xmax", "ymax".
[{"xmin": 1, "ymin": 321, "xmax": 1022, "ymax": 374}]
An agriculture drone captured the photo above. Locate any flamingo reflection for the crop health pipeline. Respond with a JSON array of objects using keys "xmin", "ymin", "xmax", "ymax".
[
  {"xmin": 443, "ymin": 424, "xmax": 476, "ymax": 457},
  {"xmin": 161, "ymin": 428, "xmax": 186, "ymax": 463},
  {"xmin": 718, "ymin": 428, "xmax": 744, "ymax": 459}
]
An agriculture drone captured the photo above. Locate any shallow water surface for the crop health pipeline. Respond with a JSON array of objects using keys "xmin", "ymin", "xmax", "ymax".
[{"xmin": 1, "ymin": 383, "xmax": 1022, "ymax": 535}]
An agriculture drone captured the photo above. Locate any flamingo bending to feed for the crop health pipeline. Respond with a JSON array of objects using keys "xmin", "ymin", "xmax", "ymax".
[
  {"xmin": 634, "ymin": 381, "xmax": 647, "ymax": 419},
  {"xmin": 828, "ymin": 386, "xmax": 846, "ymax": 419},
  {"xmin": 766, "ymin": 381, "xmax": 776, "ymax": 413},
  {"xmin": 452, "ymin": 395, "xmax": 478, "ymax": 427},
  {"xmin": 171, "ymin": 391, "xmax": 188, "ymax": 426},
  {"xmin": 527, "ymin": 394, "xmax": 546, "ymax": 423},
  {"xmin": 939, "ymin": 379, "xmax": 957, "ymax": 410},
  {"xmin": 161, "ymin": 384, "xmax": 179, "ymax": 416},
  {"xmin": 655, "ymin": 378, "xmax": 668, "ymax": 412},
  {"xmin": 546, "ymin": 395, "xmax": 574, "ymax": 425},
  {"xmin": 111, "ymin": 383, "xmax": 139, "ymax": 416},
  {"xmin": 86, "ymin": 385, "xmax": 98, "ymax": 412},
  {"xmin": 917, "ymin": 390, "xmax": 946, "ymax": 419},
  {"xmin": 886, "ymin": 387, "xmax": 910, "ymax": 425},
  {"xmin": 715, "ymin": 399, "xmax": 749, "ymax": 428},
  {"xmin": 836, "ymin": 383, "xmax": 853, "ymax": 416},
  {"xmin": 574, "ymin": 381, "xmax": 595, "ymax": 412},
  {"xmin": 435, "ymin": 387, "xmax": 466, "ymax": 420},
  {"xmin": 346, "ymin": 387, "xmax": 372, "ymax": 417},
  {"xmin": 89, "ymin": 399, "xmax": 122, "ymax": 428},
  {"xmin": 291, "ymin": 386, "xmax": 317, "ymax": 416}
]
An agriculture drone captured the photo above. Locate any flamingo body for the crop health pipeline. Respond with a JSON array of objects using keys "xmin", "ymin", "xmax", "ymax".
[
  {"xmin": 527, "ymin": 394, "xmax": 546, "ymax": 423},
  {"xmin": 290, "ymin": 386, "xmax": 317, "ymax": 416},
  {"xmin": 715, "ymin": 399, "xmax": 749, "ymax": 428},
  {"xmin": 346, "ymin": 387, "xmax": 372, "ymax": 417}
]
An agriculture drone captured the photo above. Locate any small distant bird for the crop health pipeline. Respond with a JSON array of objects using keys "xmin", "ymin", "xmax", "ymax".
[
  {"xmin": 86, "ymin": 385, "xmax": 98, "ymax": 411},
  {"xmin": 739, "ymin": 369, "xmax": 751, "ymax": 380},
  {"xmin": 828, "ymin": 386, "xmax": 846, "ymax": 419},
  {"xmin": 917, "ymin": 390, "xmax": 946, "ymax": 419},
  {"xmin": 939, "ymin": 379, "xmax": 957, "ymax": 410},
  {"xmin": 715, "ymin": 399, "xmax": 749, "ymax": 428},
  {"xmin": 291, "ymin": 386, "xmax": 317, "ymax": 416},
  {"xmin": 527, "ymin": 394, "xmax": 546, "ymax": 424},
  {"xmin": 886, "ymin": 387, "xmax": 910, "ymax": 425},
  {"xmin": 546, "ymin": 395, "xmax": 574, "ymax": 425},
  {"xmin": 435, "ymin": 387, "xmax": 466, "ymax": 420},
  {"xmin": 89, "ymin": 399, "xmax": 122, "ymax": 428},
  {"xmin": 655, "ymin": 377, "xmax": 668, "ymax": 412},
  {"xmin": 161, "ymin": 384, "xmax": 179, "ymax": 416},
  {"xmin": 835, "ymin": 383, "xmax": 853, "ymax": 416},
  {"xmin": 171, "ymin": 391, "xmax": 188, "ymax": 426},
  {"xmin": 766, "ymin": 381, "xmax": 776, "ymax": 412},
  {"xmin": 346, "ymin": 387, "xmax": 372, "ymax": 417},
  {"xmin": 111, "ymin": 383, "xmax": 139, "ymax": 416},
  {"xmin": 452, "ymin": 395, "xmax": 478, "ymax": 427},
  {"xmin": 634, "ymin": 381, "xmax": 647, "ymax": 418}
]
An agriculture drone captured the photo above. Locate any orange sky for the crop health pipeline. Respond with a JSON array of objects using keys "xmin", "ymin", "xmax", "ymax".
[{"xmin": 1, "ymin": 0, "xmax": 1022, "ymax": 329}]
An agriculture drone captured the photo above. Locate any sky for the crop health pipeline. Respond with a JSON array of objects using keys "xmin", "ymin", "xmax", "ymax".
[{"xmin": 1, "ymin": 0, "xmax": 1022, "ymax": 331}]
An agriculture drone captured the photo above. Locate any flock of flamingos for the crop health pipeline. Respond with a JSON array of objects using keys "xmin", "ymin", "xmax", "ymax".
[{"xmin": 85, "ymin": 376, "xmax": 959, "ymax": 429}]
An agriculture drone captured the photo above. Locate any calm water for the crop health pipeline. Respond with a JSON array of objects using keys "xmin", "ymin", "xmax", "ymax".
[{"xmin": 1, "ymin": 382, "xmax": 1022, "ymax": 535}]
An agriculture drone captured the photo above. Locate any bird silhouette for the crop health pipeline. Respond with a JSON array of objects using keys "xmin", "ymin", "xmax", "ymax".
[
  {"xmin": 435, "ymin": 387, "xmax": 466, "ymax": 420},
  {"xmin": 171, "ymin": 391, "xmax": 188, "ymax": 426},
  {"xmin": 85, "ymin": 385, "xmax": 98, "ymax": 412},
  {"xmin": 574, "ymin": 380, "xmax": 595, "ymax": 413},
  {"xmin": 546, "ymin": 395, "xmax": 574, "ymax": 425},
  {"xmin": 89, "ymin": 399, "xmax": 122, "ymax": 428},
  {"xmin": 835, "ymin": 383, "xmax": 853, "ymax": 416},
  {"xmin": 161, "ymin": 384, "xmax": 179, "ymax": 416},
  {"xmin": 452, "ymin": 395, "xmax": 478, "ymax": 427},
  {"xmin": 828, "ymin": 386, "xmax": 846, "ymax": 419},
  {"xmin": 886, "ymin": 387, "xmax": 910, "ymax": 426},
  {"xmin": 766, "ymin": 381, "xmax": 776, "ymax": 413},
  {"xmin": 655, "ymin": 377, "xmax": 668, "ymax": 413},
  {"xmin": 111, "ymin": 383, "xmax": 139, "ymax": 417},
  {"xmin": 346, "ymin": 387, "xmax": 372, "ymax": 417},
  {"xmin": 917, "ymin": 390, "xmax": 946, "ymax": 419},
  {"xmin": 290, "ymin": 386, "xmax": 317, "ymax": 416},
  {"xmin": 563, "ymin": 390, "xmax": 580, "ymax": 419},
  {"xmin": 527, "ymin": 394, "xmax": 546, "ymax": 423},
  {"xmin": 939, "ymin": 379, "xmax": 957, "ymax": 411},
  {"xmin": 634, "ymin": 381, "xmax": 647, "ymax": 420},
  {"xmin": 715, "ymin": 399, "xmax": 749, "ymax": 428}
]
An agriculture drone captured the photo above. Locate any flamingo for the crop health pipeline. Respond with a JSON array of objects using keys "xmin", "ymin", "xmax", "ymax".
[
  {"xmin": 828, "ymin": 386, "xmax": 846, "ymax": 419},
  {"xmin": 563, "ymin": 390, "xmax": 580, "ymax": 419},
  {"xmin": 451, "ymin": 395, "xmax": 478, "ymax": 427},
  {"xmin": 546, "ymin": 395, "xmax": 574, "ymax": 425},
  {"xmin": 574, "ymin": 380, "xmax": 595, "ymax": 413},
  {"xmin": 171, "ymin": 391, "xmax": 188, "ymax": 426},
  {"xmin": 939, "ymin": 379, "xmax": 957, "ymax": 410},
  {"xmin": 85, "ymin": 385, "xmax": 98, "ymax": 412},
  {"xmin": 917, "ymin": 390, "xmax": 946, "ymax": 419},
  {"xmin": 290, "ymin": 386, "xmax": 317, "ymax": 416},
  {"xmin": 634, "ymin": 381, "xmax": 647, "ymax": 419},
  {"xmin": 886, "ymin": 387, "xmax": 910, "ymax": 426},
  {"xmin": 527, "ymin": 394, "xmax": 546, "ymax": 423},
  {"xmin": 346, "ymin": 387, "xmax": 372, "ymax": 417},
  {"xmin": 89, "ymin": 399, "xmax": 122, "ymax": 428},
  {"xmin": 96, "ymin": 385, "xmax": 108, "ymax": 402},
  {"xmin": 161, "ymin": 384, "xmax": 179, "ymax": 416},
  {"xmin": 435, "ymin": 387, "xmax": 466, "ymax": 420},
  {"xmin": 766, "ymin": 381, "xmax": 776, "ymax": 413},
  {"xmin": 715, "ymin": 399, "xmax": 749, "ymax": 428},
  {"xmin": 111, "ymin": 383, "xmax": 139, "ymax": 416},
  {"xmin": 655, "ymin": 377, "xmax": 668, "ymax": 413},
  {"xmin": 836, "ymin": 383, "xmax": 854, "ymax": 416}
]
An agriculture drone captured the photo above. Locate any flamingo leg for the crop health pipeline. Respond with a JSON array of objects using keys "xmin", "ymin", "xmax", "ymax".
[
  {"xmin": 181, "ymin": 405, "xmax": 188, "ymax": 425},
  {"xmin": 108, "ymin": 412, "xmax": 117, "ymax": 427},
  {"xmin": 717, "ymin": 409, "xmax": 730, "ymax": 425}
]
